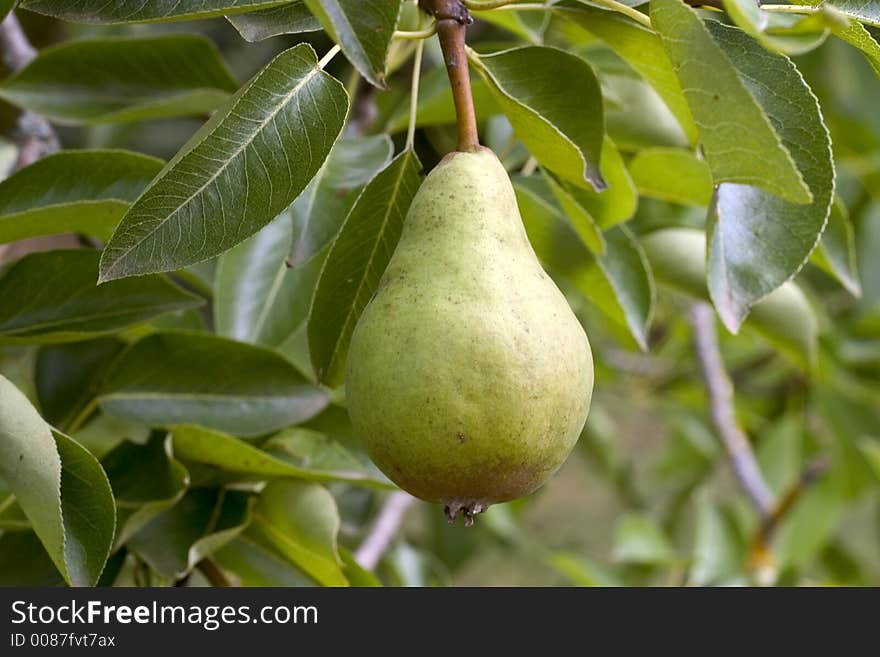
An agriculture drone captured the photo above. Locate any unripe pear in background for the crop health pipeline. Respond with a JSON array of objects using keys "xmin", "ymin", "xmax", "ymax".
[{"xmin": 346, "ymin": 148, "xmax": 594, "ymax": 525}]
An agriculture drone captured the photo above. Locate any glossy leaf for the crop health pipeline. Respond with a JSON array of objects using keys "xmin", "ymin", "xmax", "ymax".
[
  {"xmin": 382, "ymin": 66, "xmax": 499, "ymax": 134},
  {"xmin": 303, "ymin": 0, "xmax": 402, "ymax": 88},
  {"xmin": 0, "ymin": 0, "xmax": 17, "ymax": 21},
  {"xmin": 705, "ymin": 21, "xmax": 834, "ymax": 331},
  {"xmin": 0, "ymin": 36, "xmax": 237, "ymax": 125},
  {"xmin": 228, "ymin": 2, "xmax": 321, "ymax": 41},
  {"xmin": 215, "ymin": 214, "xmax": 325, "ymax": 347},
  {"xmin": 289, "ymin": 135, "xmax": 394, "ymax": 267},
  {"xmin": 99, "ymin": 43, "xmax": 349, "ymax": 282},
  {"xmin": 127, "ymin": 488, "xmax": 252, "ymax": 579},
  {"xmin": 309, "ymin": 150, "xmax": 422, "ymax": 386},
  {"xmin": 20, "ymin": 0, "xmax": 294, "ymax": 23},
  {"xmin": 171, "ymin": 424, "xmax": 393, "ymax": 488},
  {"xmin": 0, "ymin": 250, "xmax": 203, "ymax": 344},
  {"xmin": 251, "ymin": 480, "xmax": 347, "ymax": 586},
  {"xmin": 641, "ymin": 228, "xmax": 819, "ymax": 368},
  {"xmin": 813, "ymin": 0, "xmax": 880, "ymax": 26},
  {"xmin": 555, "ymin": 2, "xmax": 698, "ymax": 145},
  {"xmin": 36, "ymin": 338, "xmax": 124, "ymax": 430},
  {"xmin": 0, "ymin": 150, "xmax": 163, "ymax": 244},
  {"xmin": 514, "ymin": 177, "xmax": 654, "ymax": 349},
  {"xmin": 102, "ymin": 435, "xmax": 190, "ymax": 547},
  {"xmin": 651, "ymin": 0, "xmax": 812, "ymax": 204},
  {"xmin": 723, "ymin": 0, "xmax": 832, "ymax": 55},
  {"xmin": 100, "ymin": 332, "xmax": 328, "ymax": 436},
  {"xmin": 689, "ymin": 493, "xmax": 744, "ymax": 585},
  {"xmin": 830, "ymin": 18, "xmax": 880, "ymax": 76},
  {"xmin": 813, "ymin": 198, "xmax": 862, "ymax": 296},
  {"xmin": 628, "ymin": 148, "xmax": 713, "ymax": 206},
  {"xmin": 0, "ymin": 532, "xmax": 65, "ymax": 586},
  {"xmin": 612, "ymin": 513, "xmax": 676, "ymax": 565},
  {"xmin": 470, "ymin": 45, "xmax": 606, "ymax": 190},
  {"xmin": 0, "ymin": 375, "xmax": 115, "ymax": 586},
  {"xmin": 214, "ymin": 533, "xmax": 315, "ymax": 586}
]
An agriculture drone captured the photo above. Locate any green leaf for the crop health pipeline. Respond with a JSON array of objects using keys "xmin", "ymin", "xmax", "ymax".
[
  {"xmin": 830, "ymin": 19, "xmax": 880, "ymax": 77},
  {"xmin": 813, "ymin": 198, "xmax": 862, "ymax": 296},
  {"xmin": 555, "ymin": 2, "xmax": 698, "ymax": 145},
  {"xmin": 309, "ymin": 150, "xmax": 422, "ymax": 386},
  {"xmin": 756, "ymin": 416, "xmax": 803, "ymax": 495},
  {"xmin": 775, "ymin": 478, "xmax": 843, "ymax": 570},
  {"xmin": 303, "ymin": 0, "xmax": 402, "ymax": 88},
  {"xmin": 214, "ymin": 533, "xmax": 315, "ymax": 586},
  {"xmin": 251, "ymin": 480, "xmax": 347, "ymax": 586},
  {"xmin": 612, "ymin": 513, "xmax": 676, "ymax": 565},
  {"xmin": 171, "ymin": 424, "xmax": 393, "ymax": 488},
  {"xmin": 0, "ymin": 250, "xmax": 203, "ymax": 344},
  {"xmin": 99, "ymin": 43, "xmax": 349, "ymax": 282},
  {"xmin": 514, "ymin": 177, "xmax": 654, "ymax": 349},
  {"xmin": 289, "ymin": 135, "xmax": 394, "ymax": 267},
  {"xmin": 689, "ymin": 493, "xmax": 745, "ymax": 585},
  {"xmin": 127, "ymin": 488, "xmax": 252, "ymax": 579},
  {"xmin": 0, "ymin": 36, "xmax": 237, "ymax": 125},
  {"xmin": 215, "ymin": 213, "xmax": 325, "ymax": 348},
  {"xmin": 99, "ymin": 332, "xmax": 329, "ymax": 436},
  {"xmin": 544, "ymin": 138, "xmax": 636, "ymax": 245},
  {"xmin": 102, "ymin": 435, "xmax": 189, "ymax": 547},
  {"xmin": 0, "ymin": 150, "xmax": 163, "ymax": 244},
  {"xmin": 544, "ymin": 171, "xmax": 604, "ymax": 253},
  {"xmin": 651, "ymin": 0, "xmax": 812, "ymax": 204},
  {"xmin": 640, "ymin": 228, "xmax": 819, "ymax": 368},
  {"xmin": 470, "ymin": 45, "xmax": 606, "ymax": 190},
  {"xmin": 808, "ymin": 0, "xmax": 880, "ymax": 27},
  {"xmin": 0, "ymin": 532, "xmax": 65, "ymax": 586},
  {"xmin": 548, "ymin": 552, "xmax": 622, "ymax": 587},
  {"xmin": 705, "ymin": 21, "xmax": 834, "ymax": 331},
  {"xmin": 36, "ymin": 338, "xmax": 124, "ymax": 430},
  {"xmin": 723, "ymin": 0, "xmax": 832, "ymax": 55},
  {"xmin": 20, "ymin": 0, "xmax": 293, "ymax": 23},
  {"xmin": 628, "ymin": 148, "xmax": 712, "ymax": 206},
  {"xmin": 0, "ymin": 1, "xmax": 17, "ymax": 22},
  {"xmin": 228, "ymin": 2, "xmax": 321, "ymax": 41},
  {"xmin": 0, "ymin": 375, "xmax": 115, "ymax": 586},
  {"xmin": 381, "ymin": 65, "xmax": 499, "ymax": 134}
]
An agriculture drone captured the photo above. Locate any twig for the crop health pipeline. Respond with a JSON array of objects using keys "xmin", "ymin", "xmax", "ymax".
[
  {"xmin": 196, "ymin": 558, "xmax": 232, "ymax": 587},
  {"xmin": 0, "ymin": 13, "xmax": 60, "ymax": 170},
  {"xmin": 354, "ymin": 491, "xmax": 417, "ymax": 571},
  {"xmin": 689, "ymin": 302, "xmax": 775, "ymax": 518},
  {"xmin": 420, "ymin": 0, "xmax": 480, "ymax": 152}
]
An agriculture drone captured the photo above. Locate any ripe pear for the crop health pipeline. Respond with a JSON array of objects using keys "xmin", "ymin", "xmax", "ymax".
[{"xmin": 346, "ymin": 147, "xmax": 593, "ymax": 525}]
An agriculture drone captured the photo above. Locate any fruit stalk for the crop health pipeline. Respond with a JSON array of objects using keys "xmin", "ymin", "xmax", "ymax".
[{"xmin": 420, "ymin": 0, "xmax": 480, "ymax": 152}]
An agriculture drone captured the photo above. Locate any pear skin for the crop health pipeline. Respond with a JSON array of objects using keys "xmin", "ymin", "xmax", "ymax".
[{"xmin": 346, "ymin": 147, "xmax": 593, "ymax": 524}]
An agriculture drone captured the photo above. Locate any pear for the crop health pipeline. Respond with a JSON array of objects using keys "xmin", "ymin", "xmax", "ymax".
[{"xmin": 346, "ymin": 147, "xmax": 593, "ymax": 525}]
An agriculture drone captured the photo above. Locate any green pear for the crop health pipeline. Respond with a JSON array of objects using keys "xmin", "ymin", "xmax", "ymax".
[{"xmin": 346, "ymin": 147, "xmax": 593, "ymax": 525}]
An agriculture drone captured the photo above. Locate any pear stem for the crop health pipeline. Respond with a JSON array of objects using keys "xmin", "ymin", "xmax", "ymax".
[{"xmin": 421, "ymin": 0, "xmax": 481, "ymax": 152}]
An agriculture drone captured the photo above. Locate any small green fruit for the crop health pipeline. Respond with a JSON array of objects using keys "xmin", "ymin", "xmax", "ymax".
[{"xmin": 346, "ymin": 148, "xmax": 593, "ymax": 525}]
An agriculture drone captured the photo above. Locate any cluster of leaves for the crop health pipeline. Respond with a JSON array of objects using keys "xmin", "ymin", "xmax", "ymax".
[{"xmin": 0, "ymin": 0, "xmax": 878, "ymax": 586}]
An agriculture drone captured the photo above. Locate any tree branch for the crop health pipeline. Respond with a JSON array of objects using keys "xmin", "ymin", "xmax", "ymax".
[
  {"xmin": 0, "ymin": 13, "xmax": 60, "ymax": 170},
  {"xmin": 689, "ymin": 302, "xmax": 775, "ymax": 518},
  {"xmin": 420, "ymin": 0, "xmax": 480, "ymax": 152},
  {"xmin": 354, "ymin": 491, "xmax": 417, "ymax": 571},
  {"xmin": 195, "ymin": 558, "xmax": 232, "ymax": 587}
]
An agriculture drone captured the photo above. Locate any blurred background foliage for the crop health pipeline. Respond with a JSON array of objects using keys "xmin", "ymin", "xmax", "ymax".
[{"xmin": 1, "ymin": 3, "xmax": 878, "ymax": 586}]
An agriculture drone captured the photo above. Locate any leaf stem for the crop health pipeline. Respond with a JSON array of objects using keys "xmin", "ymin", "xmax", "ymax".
[
  {"xmin": 318, "ymin": 44, "xmax": 342, "ymax": 70},
  {"xmin": 589, "ymin": 0, "xmax": 652, "ymax": 29},
  {"xmin": 394, "ymin": 25, "xmax": 438, "ymax": 40},
  {"xmin": 65, "ymin": 397, "xmax": 98, "ymax": 434},
  {"xmin": 421, "ymin": 0, "xmax": 481, "ymax": 152},
  {"xmin": 406, "ymin": 13, "xmax": 427, "ymax": 151},
  {"xmin": 761, "ymin": 3, "xmax": 819, "ymax": 13},
  {"xmin": 464, "ymin": 0, "xmax": 544, "ymax": 9}
]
